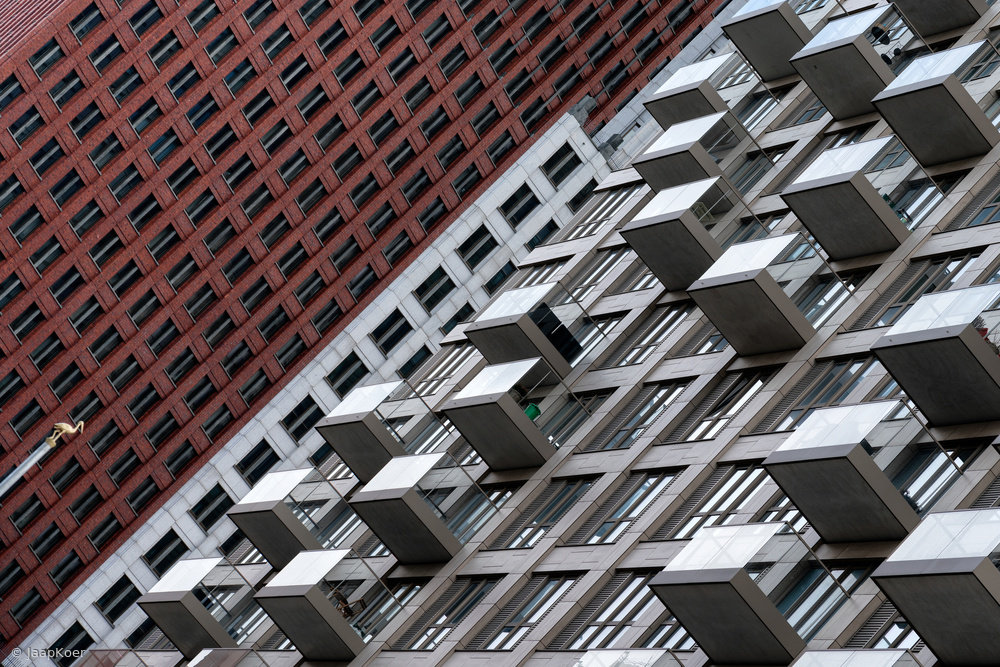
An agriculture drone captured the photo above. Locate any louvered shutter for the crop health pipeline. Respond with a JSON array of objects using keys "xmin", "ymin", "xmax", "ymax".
[
  {"xmin": 582, "ymin": 386, "xmax": 659, "ymax": 452},
  {"xmin": 676, "ymin": 321, "xmax": 716, "ymax": 356},
  {"xmin": 972, "ymin": 475, "xmax": 1000, "ymax": 508},
  {"xmin": 566, "ymin": 473, "xmax": 645, "ymax": 545},
  {"xmin": 466, "ymin": 575, "xmax": 548, "ymax": 650},
  {"xmin": 652, "ymin": 465, "xmax": 733, "ymax": 539},
  {"xmin": 602, "ymin": 306, "xmax": 678, "ymax": 369},
  {"xmin": 610, "ymin": 261, "xmax": 647, "ymax": 294},
  {"xmin": 392, "ymin": 579, "xmax": 469, "ymax": 649},
  {"xmin": 848, "ymin": 262, "xmax": 926, "ymax": 331},
  {"xmin": 752, "ymin": 361, "xmax": 834, "ymax": 433},
  {"xmin": 944, "ymin": 170, "xmax": 1000, "ymax": 231},
  {"xmin": 259, "ymin": 629, "xmax": 289, "ymax": 650},
  {"xmin": 549, "ymin": 572, "xmax": 632, "ymax": 649},
  {"xmin": 845, "ymin": 601, "xmax": 897, "ymax": 648},
  {"xmin": 488, "ymin": 483, "xmax": 560, "ymax": 549},
  {"xmin": 356, "ymin": 533, "xmax": 382, "ymax": 556},
  {"xmin": 662, "ymin": 373, "xmax": 742, "ymax": 443}
]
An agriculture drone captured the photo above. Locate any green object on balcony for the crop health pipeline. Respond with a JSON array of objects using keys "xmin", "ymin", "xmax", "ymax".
[{"xmin": 524, "ymin": 403, "xmax": 541, "ymax": 421}]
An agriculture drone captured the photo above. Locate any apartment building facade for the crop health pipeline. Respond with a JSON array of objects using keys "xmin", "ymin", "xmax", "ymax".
[{"xmin": 0, "ymin": 0, "xmax": 724, "ymax": 651}]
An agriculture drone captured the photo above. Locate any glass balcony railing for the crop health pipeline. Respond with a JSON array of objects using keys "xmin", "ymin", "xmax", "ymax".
[
  {"xmin": 791, "ymin": 6, "xmax": 917, "ymax": 119},
  {"xmin": 621, "ymin": 176, "xmax": 754, "ymax": 291},
  {"xmin": 689, "ymin": 233, "xmax": 849, "ymax": 355},
  {"xmin": 227, "ymin": 468, "xmax": 363, "ymax": 568},
  {"xmin": 873, "ymin": 43, "xmax": 1000, "ymax": 166},
  {"xmin": 254, "ymin": 549, "xmax": 404, "ymax": 660},
  {"xmin": 442, "ymin": 357, "xmax": 595, "ymax": 470},
  {"xmin": 872, "ymin": 284, "xmax": 1000, "ymax": 425},
  {"xmin": 137, "ymin": 558, "xmax": 271, "ymax": 659},
  {"xmin": 315, "ymin": 380, "xmax": 460, "ymax": 482},
  {"xmin": 722, "ymin": 0, "xmax": 813, "ymax": 82},
  {"xmin": 465, "ymin": 281, "xmax": 614, "ymax": 378},
  {"xmin": 873, "ymin": 508, "xmax": 1000, "ymax": 665},
  {"xmin": 651, "ymin": 523, "xmax": 861, "ymax": 664},
  {"xmin": 780, "ymin": 136, "xmax": 918, "ymax": 260},
  {"xmin": 645, "ymin": 52, "xmax": 755, "ymax": 129},
  {"xmin": 349, "ymin": 451, "xmax": 501, "ymax": 563},
  {"xmin": 633, "ymin": 112, "xmax": 762, "ymax": 191}
]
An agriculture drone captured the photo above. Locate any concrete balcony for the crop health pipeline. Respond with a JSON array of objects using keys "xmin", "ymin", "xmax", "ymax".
[
  {"xmin": 721, "ymin": 1, "xmax": 812, "ymax": 81},
  {"xmin": 791, "ymin": 7, "xmax": 913, "ymax": 119},
  {"xmin": 348, "ymin": 452, "xmax": 499, "ymax": 564},
  {"xmin": 136, "ymin": 558, "xmax": 271, "ymax": 659},
  {"xmin": 227, "ymin": 468, "xmax": 359, "ymax": 568},
  {"xmin": 644, "ymin": 53, "xmax": 741, "ymax": 129},
  {"xmin": 780, "ymin": 137, "xmax": 909, "ymax": 260},
  {"xmin": 764, "ymin": 402, "xmax": 920, "ymax": 543},
  {"xmin": 892, "ymin": 0, "xmax": 987, "ymax": 36},
  {"xmin": 790, "ymin": 650, "xmax": 919, "ymax": 667},
  {"xmin": 687, "ymin": 234, "xmax": 816, "ymax": 356},
  {"xmin": 254, "ymin": 550, "xmax": 401, "ymax": 661},
  {"xmin": 873, "ymin": 509, "xmax": 1000, "ymax": 664},
  {"xmin": 633, "ymin": 112, "xmax": 750, "ymax": 191},
  {"xmin": 649, "ymin": 524, "xmax": 807, "ymax": 665},
  {"xmin": 620, "ymin": 177, "xmax": 737, "ymax": 291},
  {"xmin": 873, "ymin": 43, "xmax": 1000, "ymax": 167},
  {"xmin": 442, "ymin": 358, "xmax": 567, "ymax": 470},
  {"xmin": 314, "ymin": 381, "xmax": 453, "ymax": 483},
  {"xmin": 465, "ymin": 282, "xmax": 608, "ymax": 378},
  {"xmin": 871, "ymin": 285, "xmax": 1000, "ymax": 426}
]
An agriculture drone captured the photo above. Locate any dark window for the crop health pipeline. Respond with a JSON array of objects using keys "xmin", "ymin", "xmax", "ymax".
[
  {"xmin": 143, "ymin": 530, "xmax": 188, "ymax": 576},
  {"xmin": 371, "ymin": 309, "xmax": 413, "ymax": 354},
  {"xmin": 237, "ymin": 440, "xmax": 280, "ymax": 485},
  {"xmin": 282, "ymin": 395, "xmax": 324, "ymax": 441},
  {"xmin": 96, "ymin": 576, "xmax": 141, "ymax": 624},
  {"xmin": 457, "ymin": 225, "xmax": 497, "ymax": 268},
  {"xmin": 191, "ymin": 484, "xmax": 233, "ymax": 530}
]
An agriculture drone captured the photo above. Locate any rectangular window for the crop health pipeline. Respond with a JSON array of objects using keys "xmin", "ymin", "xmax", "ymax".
[
  {"xmin": 71, "ymin": 102, "xmax": 104, "ymax": 140},
  {"xmin": 396, "ymin": 577, "xmax": 501, "ymax": 650},
  {"xmin": 143, "ymin": 529, "xmax": 188, "ymax": 577},
  {"xmin": 225, "ymin": 58, "xmax": 256, "ymax": 94},
  {"xmin": 187, "ymin": 0, "xmax": 220, "ymax": 33},
  {"xmin": 348, "ymin": 264, "xmax": 377, "ymax": 300},
  {"xmin": 372, "ymin": 309, "xmax": 412, "ymax": 354},
  {"xmin": 166, "ymin": 440, "xmax": 197, "ymax": 476},
  {"xmin": 316, "ymin": 19, "xmax": 346, "ymax": 55},
  {"xmin": 457, "ymin": 225, "xmax": 497, "ymax": 269},
  {"xmin": 90, "ymin": 36, "xmax": 124, "ymax": 73},
  {"xmin": 30, "ymin": 39, "xmax": 64, "ymax": 76},
  {"xmin": 404, "ymin": 76, "xmax": 432, "ymax": 111},
  {"xmin": 327, "ymin": 352, "xmax": 368, "ymax": 397},
  {"xmin": 581, "ymin": 384, "xmax": 687, "ymax": 452},
  {"xmin": 491, "ymin": 477, "xmax": 594, "ymax": 549},
  {"xmin": 190, "ymin": 484, "xmax": 233, "ymax": 530},
  {"xmin": 50, "ymin": 70, "xmax": 84, "ymax": 108},
  {"xmin": 352, "ymin": 81, "xmax": 382, "ymax": 116},
  {"xmin": 96, "ymin": 576, "xmax": 141, "ymax": 624},
  {"xmin": 149, "ymin": 31, "xmax": 181, "ymax": 68},
  {"xmin": 570, "ymin": 471, "xmax": 677, "ymax": 544},
  {"xmin": 551, "ymin": 570, "xmax": 662, "ymax": 650},
  {"xmin": 237, "ymin": 440, "xmax": 280, "ymax": 485},
  {"xmin": 542, "ymin": 143, "xmax": 582, "ymax": 187},
  {"xmin": 415, "ymin": 267, "xmax": 455, "ymax": 312},
  {"xmin": 70, "ymin": 485, "xmax": 102, "ymax": 522},
  {"xmin": 467, "ymin": 574, "xmax": 578, "ymax": 650},
  {"xmin": 664, "ymin": 369, "xmax": 774, "ymax": 443},
  {"xmin": 243, "ymin": 89, "xmax": 275, "ymax": 125},
  {"xmin": 243, "ymin": 0, "xmax": 275, "ymax": 29},
  {"xmin": 262, "ymin": 23, "xmax": 293, "ymax": 60},
  {"xmin": 281, "ymin": 395, "xmax": 324, "ymax": 441},
  {"xmin": 71, "ymin": 3, "xmax": 104, "ymax": 40}
]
